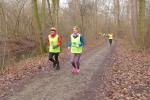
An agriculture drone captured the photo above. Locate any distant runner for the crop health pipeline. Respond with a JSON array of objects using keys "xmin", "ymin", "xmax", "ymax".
[{"xmin": 108, "ymin": 33, "xmax": 113, "ymax": 46}]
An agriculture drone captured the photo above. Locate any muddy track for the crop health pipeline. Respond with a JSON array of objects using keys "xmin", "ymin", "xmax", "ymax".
[{"xmin": 6, "ymin": 42, "xmax": 115, "ymax": 100}]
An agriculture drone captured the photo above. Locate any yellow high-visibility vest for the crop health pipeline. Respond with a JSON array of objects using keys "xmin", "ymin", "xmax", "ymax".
[
  {"xmin": 71, "ymin": 34, "xmax": 83, "ymax": 53},
  {"xmin": 48, "ymin": 34, "xmax": 60, "ymax": 53},
  {"xmin": 108, "ymin": 34, "xmax": 113, "ymax": 39}
]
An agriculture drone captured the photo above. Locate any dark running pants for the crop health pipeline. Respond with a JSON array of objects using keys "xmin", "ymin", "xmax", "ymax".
[
  {"xmin": 49, "ymin": 52, "xmax": 60, "ymax": 69},
  {"xmin": 109, "ymin": 39, "xmax": 112, "ymax": 45}
]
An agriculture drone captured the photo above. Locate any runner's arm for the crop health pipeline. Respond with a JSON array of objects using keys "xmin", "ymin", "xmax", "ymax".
[
  {"xmin": 48, "ymin": 37, "xmax": 50, "ymax": 46},
  {"xmin": 57, "ymin": 36, "xmax": 62, "ymax": 46},
  {"xmin": 67, "ymin": 36, "xmax": 72, "ymax": 47},
  {"xmin": 79, "ymin": 35, "xmax": 84, "ymax": 47}
]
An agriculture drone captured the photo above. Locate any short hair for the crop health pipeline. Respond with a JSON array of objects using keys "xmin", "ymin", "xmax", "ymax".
[
  {"xmin": 50, "ymin": 27, "xmax": 56, "ymax": 31},
  {"xmin": 72, "ymin": 26, "xmax": 79, "ymax": 30}
]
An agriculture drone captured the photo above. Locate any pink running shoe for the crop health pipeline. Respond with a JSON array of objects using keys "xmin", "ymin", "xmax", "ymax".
[
  {"xmin": 76, "ymin": 68, "xmax": 80, "ymax": 73},
  {"xmin": 72, "ymin": 68, "xmax": 76, "ymax": 73}
]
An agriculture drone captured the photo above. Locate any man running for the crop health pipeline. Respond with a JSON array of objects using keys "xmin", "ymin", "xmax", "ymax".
[
  {"xmin": 48, "ymin": 27, "xmax": 62, "ymax": 70},
  {"xmin": 68, "ymin": 26, "xmax": 84, "ymax": 73},
  {"xmin": 108, "ymin": 33, "xmax": 113, "ymax": 46}
]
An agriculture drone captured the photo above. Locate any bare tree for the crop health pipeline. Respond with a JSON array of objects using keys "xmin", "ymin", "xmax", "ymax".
[
  {"xmin": 138, "ymin": 0, "xmax": 146, "ymax": 48},
  {"xmin": 47, "ymin": 0, "xmax": 54, "ymax": 25},
  {"xmin": 113, "ymin": 0, "xmax": 121, "ymax": 35},
  {"xmin": 52, "ymin": 0, "xmax": 60, "ymax": 30},
  {"xmin": 32, "ymin": 0, "xmax": 45, "ymax": 53},
  {"xmin": 41, "ymin": 0, "xmax": 46, "ymax": 32}
]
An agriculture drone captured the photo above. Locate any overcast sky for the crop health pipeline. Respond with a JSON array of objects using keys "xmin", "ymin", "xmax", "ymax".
[
  {"xmin": 39, "ymin": 0, "xmax": 67, "ymax": 5},
  {"xmin": 60, "ymin": 0, "xmax": 68, "ymax": 7},
  {"xmin": 38, "ymin": 0, "xmax": 67, "ymax": 7},
  {"xmin": 60, "ymin": 0, "xmax": 67, "ymax": 4}
]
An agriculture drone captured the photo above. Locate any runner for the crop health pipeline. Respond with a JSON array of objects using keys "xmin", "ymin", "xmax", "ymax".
[
  {"xmin": 48, "ymin": 27, "xmax": 62, "ymax": 70},
  {"xmin": 108, "ymin": 33, "xmax": 113, "ymax": 46},
  {"xmin": 68, "ymin": 26, "xmax": 84, "ymax": 73}
]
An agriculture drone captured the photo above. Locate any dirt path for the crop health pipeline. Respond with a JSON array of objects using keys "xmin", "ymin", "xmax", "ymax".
[{"xmin": 8, "ymin": 42, "xmax": 115, "ymax": 100}]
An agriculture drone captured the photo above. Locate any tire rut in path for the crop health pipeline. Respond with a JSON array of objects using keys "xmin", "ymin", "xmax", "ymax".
[{"xmin": 9, "ymin": 43, "xmax": 114, "ymax": 100}]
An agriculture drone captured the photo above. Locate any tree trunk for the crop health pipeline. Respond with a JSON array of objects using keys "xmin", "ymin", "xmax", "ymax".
[
  {"xmin": 114, "ymin": 0, "xmax": 121, "ymax": 35},
  {"xmin": 94, "ymin": 0, "xmax": 98, "ymax": 34},
  {"xmin": 78, "ymin": 0, "xmax": 85, "ymax": 35},
  {"xmin": 47, "ymin": 0, "xmax": 54, "ymax": 25},
  {"xmin": 32, "ymin": 0, "xmax": 45, "ymax": 53},
  {"xmin": 41, "ymin": 0, "xmax": 46, "ymax": 31},
  {"xmin": 138, "ymin": 0, "xmax": 146, "ymax": 49},
  {"xmin": 52, "ymin": 0, "xmax": 60, "ymax": 31},
  {"xmin": 131, "ymin": 0, "xmax": 138, "ymax": 45}
]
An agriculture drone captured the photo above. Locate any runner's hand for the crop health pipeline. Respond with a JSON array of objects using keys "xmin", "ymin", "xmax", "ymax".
[
  {"xmin": 68, "ymin": 47, "xmax": 71, "ymax": 50},
  {"xmin": 76, "ymin": 45, "xmax": 80, "ymax": 47},
  {"xmin": 53, "ymin": 45, "xmax": 59, "ymax": 49}
]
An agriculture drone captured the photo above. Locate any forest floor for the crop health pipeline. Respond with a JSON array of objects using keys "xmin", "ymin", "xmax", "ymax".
[
  {"xmin": 0, "ymin": 39, "xmax": 35, "ymax": 55},
  {"xmin": 73, "ymin": 39, "xmax": 150, "ymax": 100},
  {"xmin": 0, "ymin": 38, "xmax": 107, "ymax": 100},
  {"xmin": 0, "ymin": 38, "xmax": 149, "ymax": 100}
]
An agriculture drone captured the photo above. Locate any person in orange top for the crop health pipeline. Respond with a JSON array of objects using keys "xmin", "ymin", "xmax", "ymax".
[{"xmin": 48, "ymin": 27, "xmax": 62, "ymax": 70}]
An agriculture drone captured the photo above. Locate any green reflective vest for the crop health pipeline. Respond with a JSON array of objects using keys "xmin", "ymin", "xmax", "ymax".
[
  {"xmin": 48, "ymin": 34, "xmax": 60, "ymax": 53},
  {"xmin": 108, "ymin": 34, "xmax": 113, "ymax": 39},
  {"xmin": 71, "ymin": 34, "xmax": 83, "ymax": 53}
]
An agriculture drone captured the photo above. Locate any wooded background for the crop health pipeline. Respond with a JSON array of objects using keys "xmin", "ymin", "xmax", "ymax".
[{"xmin": 0, "ymin": 0, "xmax": 150, "ymax": 68}]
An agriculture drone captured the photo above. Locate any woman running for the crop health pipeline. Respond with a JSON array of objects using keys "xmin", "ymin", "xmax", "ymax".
[{"xmin": 68, "ymin": 26, "xmax": 84, "ymax": 73}]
